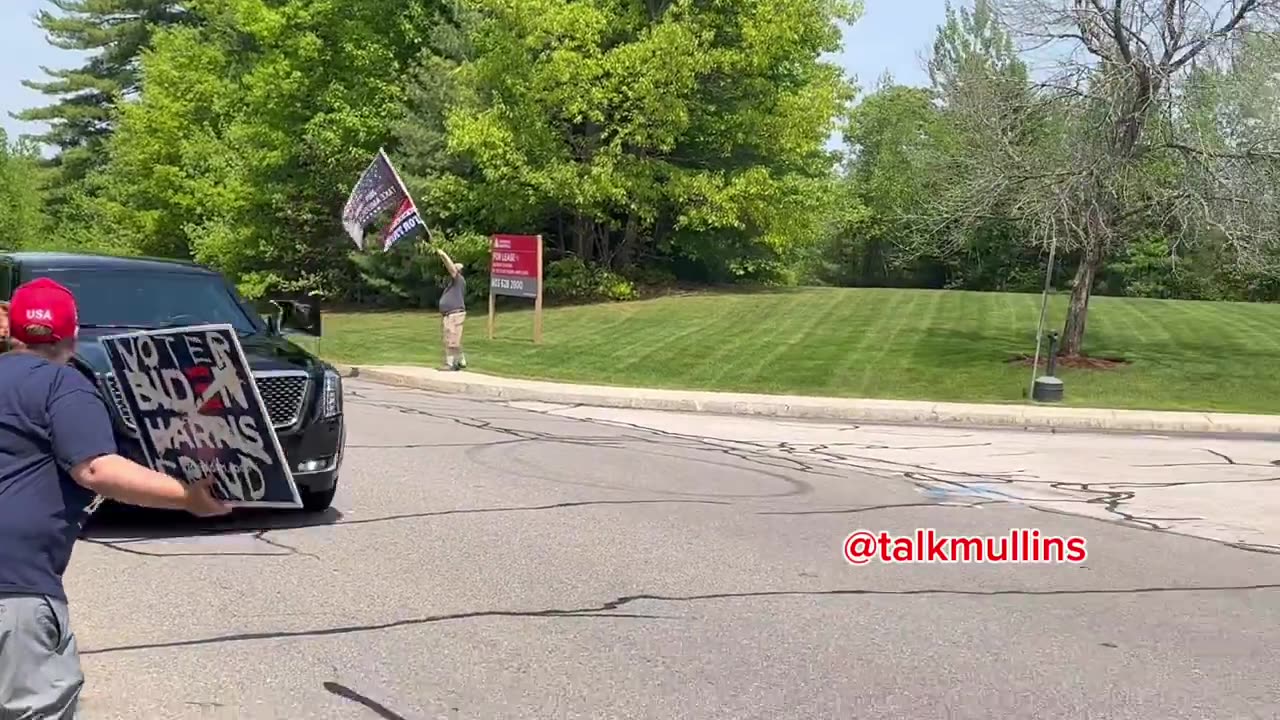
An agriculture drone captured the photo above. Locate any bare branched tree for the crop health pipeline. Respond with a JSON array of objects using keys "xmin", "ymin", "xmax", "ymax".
[{"xmin": 921, "ymin": 0, "xmax": 1280, "ymax": 355}]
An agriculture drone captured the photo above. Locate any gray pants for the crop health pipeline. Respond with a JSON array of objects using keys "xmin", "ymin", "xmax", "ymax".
[{"xmin": 0, "ymin": 594, "xmax": 82, "ymax": 719}]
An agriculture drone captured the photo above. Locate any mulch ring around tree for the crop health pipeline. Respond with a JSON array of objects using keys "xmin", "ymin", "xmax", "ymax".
[{"xmin": 1006, "ymin": 353, "xmax": 1131, "ymax": 370}]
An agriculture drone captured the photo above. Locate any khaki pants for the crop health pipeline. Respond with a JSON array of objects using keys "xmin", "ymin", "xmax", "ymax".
[
  {"xmin": 442, "ymin": 311, "xmax": 466, "ymax": 367},
  {"xmin": 0, "ymin": 594, "xmax": 83, "ymax": 719},
  {"xmin": 442, "ymin": 311, "xmax": 465, "ymax": 347}
]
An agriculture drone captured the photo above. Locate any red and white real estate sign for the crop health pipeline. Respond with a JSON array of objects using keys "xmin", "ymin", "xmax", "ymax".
[{"xmin": 489, "ymin": 234, "xmax": 541, "ymax": 298}]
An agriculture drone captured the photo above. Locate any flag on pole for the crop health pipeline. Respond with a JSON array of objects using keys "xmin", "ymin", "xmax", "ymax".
[
  {"xmin": 379, "ymin": 198, "xmax": 423, "ymax": 251},
  {"xmin": 340, "ymin": 151, "xmax": 401, "ymax": 247},
  {"xmin": 341, "ymin": 149, "xmax": 426, "ymax": 250}
]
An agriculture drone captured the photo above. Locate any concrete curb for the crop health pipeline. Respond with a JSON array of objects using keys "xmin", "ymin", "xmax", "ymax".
[{"xmin": 333, "ymin": 363, "xmax": 1280, "ymax": 435}]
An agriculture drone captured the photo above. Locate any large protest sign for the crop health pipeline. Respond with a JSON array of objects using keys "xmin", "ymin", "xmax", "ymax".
[{"xmin": 100, "ymin": 324, "xmax": 302, "ymax": 508}]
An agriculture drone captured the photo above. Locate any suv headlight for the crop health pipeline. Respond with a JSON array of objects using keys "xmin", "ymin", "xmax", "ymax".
[{"xmin": 321, "ymin": 369, "xmax": 343, "ymax": 418}]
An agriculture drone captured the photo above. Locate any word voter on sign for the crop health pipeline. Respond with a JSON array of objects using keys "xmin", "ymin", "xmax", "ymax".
[{"xmin": 102, "ymin": 324, "xmax": 302, "ymax": 508}]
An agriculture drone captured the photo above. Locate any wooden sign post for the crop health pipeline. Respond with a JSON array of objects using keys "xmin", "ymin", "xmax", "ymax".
[{"xmin": 488, "ymin": 234, "xmax": 544, "ymax": 343}]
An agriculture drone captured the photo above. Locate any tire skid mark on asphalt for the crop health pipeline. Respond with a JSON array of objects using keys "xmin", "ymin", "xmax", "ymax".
[
  {"xmin": 351, "ymin": 394, "xmax": 823, "ymax": 497},
  {"xmin": 464, "ymin": 438, "xmax": 816, "ymax": 499},
  {"xmin": 78, "ymin": 500, "xmax": 742, "ymax": 559},
  {"xmin": 79, "ymin": 583, "xmax": 1280, "ymax": 656},
  {"xmin": 346, "ymin": 391, "xmax": 1120, "ymax": 521},
  {"xmin": 98, "ymin": 385, "xmax": 1275, "ymax": 568},
  {"xmin": 357, "ymin": 388, "xmax": 1280, "ymax": 557},
  {"xmin": 458, "ymin": 393, "xmax": 1280, "ymax": 558}
]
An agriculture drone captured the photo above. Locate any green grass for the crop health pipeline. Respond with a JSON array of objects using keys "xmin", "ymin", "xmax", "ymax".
[{"xmin": 317, "ymin": 287, "xmax": 1280, "ymax": 414}]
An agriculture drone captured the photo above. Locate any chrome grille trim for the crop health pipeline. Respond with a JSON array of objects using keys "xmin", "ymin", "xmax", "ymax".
[
  {"xmin": 102, "ymin": 370, "xmax": 311, "ymax": 434},
  {"xmin": 253, "ymin": 370, "xmax": 310, "ymax": 430}
]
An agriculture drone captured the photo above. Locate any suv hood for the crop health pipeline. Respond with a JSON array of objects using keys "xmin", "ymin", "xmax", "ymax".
[{"xmin": 72, "ymin": 327, "xmax": 324, "ymax": 376}]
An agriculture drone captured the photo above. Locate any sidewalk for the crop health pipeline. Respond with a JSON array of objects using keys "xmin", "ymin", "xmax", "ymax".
[{"xmin": 332, "ymin": 363, "xmax": 1280, "ymax": 435}]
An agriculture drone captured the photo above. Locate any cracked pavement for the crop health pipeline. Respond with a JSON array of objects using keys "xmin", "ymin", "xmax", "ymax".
[
  {"xmin": 521, "ymin": 403, "xmax": 1280, "ymax": 555},
  {"xmin": 70, "ymin": 380, "xmax": 1280, "ymax": 719}
]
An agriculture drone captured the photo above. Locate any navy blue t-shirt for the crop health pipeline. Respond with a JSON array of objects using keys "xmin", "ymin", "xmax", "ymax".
[{"xmin": 0, "ymin": 353, "xmax": 117, "ymax": 601}]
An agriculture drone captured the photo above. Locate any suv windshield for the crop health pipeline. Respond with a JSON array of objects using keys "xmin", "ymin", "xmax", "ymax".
[{"xmin": 22, "ymin": 268, "xmax": 260, "ymax": 334}]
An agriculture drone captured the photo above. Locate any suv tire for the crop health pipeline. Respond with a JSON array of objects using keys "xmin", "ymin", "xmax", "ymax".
[{"xmin": 300, "ymin": 484, "xmax": 337, "ymax": 513}]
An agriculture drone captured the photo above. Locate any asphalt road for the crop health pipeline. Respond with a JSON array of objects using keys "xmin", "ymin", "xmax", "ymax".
[{"xmin": 70, "ymin": 380, "xmax": 1280, "ymax": 719}]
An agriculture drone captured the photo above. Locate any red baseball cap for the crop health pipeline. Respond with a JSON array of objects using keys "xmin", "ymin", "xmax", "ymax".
[{"xmin": 10, "ymin": 278, "xmax": 79, "ymax": 345}]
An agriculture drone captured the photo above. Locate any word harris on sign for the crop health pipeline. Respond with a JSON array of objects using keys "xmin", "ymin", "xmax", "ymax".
[
  {"xmin": 489, "ymin": 234, "xmax": 541, "ymax": 299},
  {"xmin": 101, "ymin": 324, "xmax": 302, "ymax": 509}
]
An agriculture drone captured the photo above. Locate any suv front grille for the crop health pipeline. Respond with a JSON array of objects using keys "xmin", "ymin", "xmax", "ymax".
[
  {"xmin": 253, "ymin": 373, "xmax": 310, "ymax": 428},
  {"xmin": 102, "ymin": 371, "xmax": 310, "ymax": 432}
]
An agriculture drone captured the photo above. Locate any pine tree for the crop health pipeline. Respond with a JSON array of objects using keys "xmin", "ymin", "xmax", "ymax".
[
  {"xmin": 927, "ymin": 0, "xmax": 1026, "ymax": 102},
  {"xmin": 12, "ymin": 0, "xmax": 194, "ymax": 181}
]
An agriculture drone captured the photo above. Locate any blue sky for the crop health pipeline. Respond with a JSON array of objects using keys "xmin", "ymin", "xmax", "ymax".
[{"xmin": 1, "ymin": 0, "xmax": 949, "ymax": 143}]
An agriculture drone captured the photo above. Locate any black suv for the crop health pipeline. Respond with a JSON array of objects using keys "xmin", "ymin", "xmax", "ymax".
[{"xmin": 0, "ymin": 252, "xmax": 345, "ymax": 512}]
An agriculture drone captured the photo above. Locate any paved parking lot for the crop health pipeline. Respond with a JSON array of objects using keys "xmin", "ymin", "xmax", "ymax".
[{"xmin": 71, "ymin": 380, "xmax": 1280, "ymax": 719}]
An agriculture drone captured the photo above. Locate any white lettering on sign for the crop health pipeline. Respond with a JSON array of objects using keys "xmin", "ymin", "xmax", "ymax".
[
  {"xmin": 492, "ymin": 236, "xmax": 538, "ymax": 252},
  {"xmin": 383, "ymin": 213, "xmax": 420, "ymax": 248},
  {"xmin": 25, "ymin": 309, "xmax": 52, "ymax": 321},
  {"xmin": 490, "ymin": 276, "xmax": 539, "ymax": 297},
  {"xmin": 354, "ymin": 186, "xmax": 398, "ymax": 218},
  {"xmin": 185, "ymin": 333, "xmax": 209, "ymax": 365},
  {"xmin": 111, "ymin": 329, "xmax": 270, "ymax": 501}
]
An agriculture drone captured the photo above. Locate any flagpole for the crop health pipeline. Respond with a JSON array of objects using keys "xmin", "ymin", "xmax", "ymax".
[{"xmin": 378, "ymin": 148, "xmax": 436, "ymax": 246}]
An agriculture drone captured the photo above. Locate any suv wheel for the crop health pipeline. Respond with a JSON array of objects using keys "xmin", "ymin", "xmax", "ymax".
[{"xmin": 300, "ymin": 484, "xmax": 337, "ymax": 513}]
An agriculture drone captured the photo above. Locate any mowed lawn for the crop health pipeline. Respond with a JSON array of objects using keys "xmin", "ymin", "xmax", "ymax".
[{"xmin": 319, "ymin": 287, "xmax": 1280, "ymax": 414}]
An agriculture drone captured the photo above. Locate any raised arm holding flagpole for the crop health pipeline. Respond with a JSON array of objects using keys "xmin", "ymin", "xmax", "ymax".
[{"xmin": 341, "ymin": 148, "xmax": 469, "ymax": 370}]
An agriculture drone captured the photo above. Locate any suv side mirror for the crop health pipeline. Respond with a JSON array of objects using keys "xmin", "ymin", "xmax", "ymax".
[
  {"xmin": 269, "ymin": 295, "xmax": 322, "ymax": 337},
  {"xmin": 251, "ymin": 298, "xmax": 284, "ymax": 334}
]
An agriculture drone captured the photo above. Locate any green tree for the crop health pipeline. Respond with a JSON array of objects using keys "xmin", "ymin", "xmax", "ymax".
[
  {"xmin": 872, "ymin": 0, "xmax": 1043, "ymax": 292},
  {"xmin": 1173, "ymin": 32, "xmax": 1280, "ymax": 302},
  {"xmin": 75, "ymin": 0, "xmax": 443, "ymax": 297},
  {"xmin": 927, "ymin": 0, "xmax": 1026, "ymax": 101},
  {"xmin": 15, "ymin": 0, "xmax": 196, "ymax": 187},
  {"xmin": 826, "ymin": 80, "xmax": 943, "ymax": 286},
  {"xmin": 0, "ymin": 131, "xmax": 49, "ymax": 250},
  {"xmin": 931, "ymin": 0, "xmax": 1280, "ymax": 355},
  {"xmin": 0, "ymin": 131, "xmax": 49, "ymax": 249},
  {"xmin": 395, "ymin": 0, "xmax": 861, "ymax": 282}
]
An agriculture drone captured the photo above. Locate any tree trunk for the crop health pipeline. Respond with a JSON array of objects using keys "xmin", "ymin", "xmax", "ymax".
[
  {"xmin": 613, "ymin": 213, "xmax": 639, "ymax": 268},
  {"xmin": 595, "ymin": 222, "xmax": 611, "ymax": 266},
  {"xmin": 573, "ymin": 214, "xmax": 591, "ymax": 260},
  {"xmin": 1060, "ymin": 244, "xmax": 1103, "ymax": 357}
]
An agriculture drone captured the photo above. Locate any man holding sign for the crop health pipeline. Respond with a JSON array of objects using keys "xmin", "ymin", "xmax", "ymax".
[{"xmin": 0, "ymin": 278, "xmax": 229, "ymax": 718}]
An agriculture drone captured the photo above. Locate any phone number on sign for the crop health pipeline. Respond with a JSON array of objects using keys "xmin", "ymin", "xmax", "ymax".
[
  {"xmin": 491, "ymin": 277, "xmax": 529, "ymax": 291},
  {"xmin": 844, "ymin": 528, "xmax": 1087, "ymax": 565}
]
